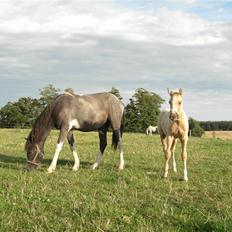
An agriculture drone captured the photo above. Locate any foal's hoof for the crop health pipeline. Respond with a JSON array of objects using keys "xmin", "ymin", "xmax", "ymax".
[
  {"xmin": 92, "ymin": 163, "xmax": 98, "ymax": 170},
  {"xmin": 47, "ymin": 167, "xmax": 55, "ymax": 173},
  {"xmin": 72, "ymin": 166, "xmax": 79, "ymax": 172}
]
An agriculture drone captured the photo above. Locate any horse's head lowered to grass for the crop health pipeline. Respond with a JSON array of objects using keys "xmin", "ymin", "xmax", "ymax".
[{"xmin": 25, "ymin": 133, "xmax": 44, "ymax": 171}]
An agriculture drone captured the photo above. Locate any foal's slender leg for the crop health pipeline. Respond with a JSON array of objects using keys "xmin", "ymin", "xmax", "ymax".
[
  {"xmin": 171, "ymin": 139, "xmax": 177, "ymax": 173},
  {"xmin": 164, "ymin": 136, "xmax": 173, "ymax": 178},
  {"xmin": 48, "ymin": 127, "xmax": 68, "ymax": 173},
  {"xmin": 67, "ymin": 131, "xmax": 80, "ymax": 171},
  {"xmin": 92, "ymin": 129, "xmax": 107, "ymax": 170},
  {"xmin": 181, "ymin": 137, "xmax": 188, "ymax": 181}
]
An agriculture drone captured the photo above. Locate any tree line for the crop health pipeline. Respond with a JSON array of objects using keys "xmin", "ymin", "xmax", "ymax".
[
  {"xmin": 0, "ymin": 84, "xmax": 205, "ymax": 136},
  {"xmin": 199, "ymin": 121, "xmax": 232, "ymax": 131}
]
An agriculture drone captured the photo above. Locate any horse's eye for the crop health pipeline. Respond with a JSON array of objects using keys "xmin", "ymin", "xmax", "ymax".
[{"xmin": 179, "ymin": 101, "xmax": 182, "ymax": 105}]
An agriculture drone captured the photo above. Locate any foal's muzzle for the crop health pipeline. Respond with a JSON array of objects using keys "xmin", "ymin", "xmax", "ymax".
[{"xmin": 169, "ymin": 111, "xmax": 179, "ymax": 121}]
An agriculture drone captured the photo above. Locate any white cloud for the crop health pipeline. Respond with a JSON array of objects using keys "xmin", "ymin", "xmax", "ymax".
[
  {"xmin": 0, "ymin": 0, "xmax": 231, "ymax": 120},
  {"xmin": 0, "ymin": 1, "xmax": 225, "ymax": 46}
]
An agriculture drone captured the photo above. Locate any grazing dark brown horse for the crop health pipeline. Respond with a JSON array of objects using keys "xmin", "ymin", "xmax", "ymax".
[{"xmin": 25, "ymin": 92, "xmax": 125, "ymax": 172}]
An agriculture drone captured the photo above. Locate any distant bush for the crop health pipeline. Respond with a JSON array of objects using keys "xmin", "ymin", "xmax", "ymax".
[{"xmin": 189, "ymin": 117, "xmax": 204, "ymax": 137}]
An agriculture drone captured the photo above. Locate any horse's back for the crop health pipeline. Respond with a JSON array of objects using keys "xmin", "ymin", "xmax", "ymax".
[{"xmin": 50, "ymin": 92, "xmax": 124, "ymax": 131}]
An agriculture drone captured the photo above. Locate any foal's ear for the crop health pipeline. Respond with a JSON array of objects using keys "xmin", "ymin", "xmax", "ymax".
[
  {"xmin": 167, "ymin": 88, "xmax": 173, "ymax": 96},
  {"xmin": 179, "ymin": 88, "xmax": 183, "ymax": 96}
]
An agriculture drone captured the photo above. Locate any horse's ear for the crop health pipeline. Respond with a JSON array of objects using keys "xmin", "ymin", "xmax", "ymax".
[
  {"xmin": 167, "ymin": 88, "xmax": 173, "ymax": 96},
  {"xmin": 179, "ymin": 88, "xmax": 183, "ymax": 96}
]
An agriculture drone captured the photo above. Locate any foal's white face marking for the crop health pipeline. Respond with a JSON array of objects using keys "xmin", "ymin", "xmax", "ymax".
[
  {"xmin": 168, "ymin": 89, "xmax": 183, "ymax": 120},
  {"xmin": 69, "ymin": 119, "xmax": 80, "ymax": 131}
]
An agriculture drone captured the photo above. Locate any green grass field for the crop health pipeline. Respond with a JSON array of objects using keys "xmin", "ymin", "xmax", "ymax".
[{"xmin": 0, "ymin": 129, "xmax": 232, "ymax": 231}]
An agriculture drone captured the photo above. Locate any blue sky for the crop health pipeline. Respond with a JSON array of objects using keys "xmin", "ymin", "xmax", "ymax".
[{"xmin": 0, "ymin": 0, "xmax": 231, "ymax": 120}]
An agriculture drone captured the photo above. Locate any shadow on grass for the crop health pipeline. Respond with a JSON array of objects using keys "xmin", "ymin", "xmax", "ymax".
[{"xmin": 0, "ymin": 153, "xmax": 93, "ymax": 170}]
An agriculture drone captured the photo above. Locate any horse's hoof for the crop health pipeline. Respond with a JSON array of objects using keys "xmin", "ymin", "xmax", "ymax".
[
  {"xmin": 92, "ymin": 163, "xmax": 98, "ymax": 170},
  {"xmin": 72, "ymin": 167, "xmax": 79, "ymax": 172},
  {"xmin": 47, "ymin": 167, "xmax": 55, "ymax": 173},
  {"xmin": 163, "ymin": 173, "xmax": 168, "ymax": 178},
  {"xmin": 179, "ymin": 177, "xmax": 188, "ymax": 182},
  {"xmin": 118, "ymin": 166, "xmax": 124, "ymax": 170}
]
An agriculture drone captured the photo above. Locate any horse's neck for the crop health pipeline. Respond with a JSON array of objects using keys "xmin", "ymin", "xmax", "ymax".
[
  {"xmin": 32, "ymin": 119, "xmax": 53, "ymax": 148},
  {"xmin": 171, "ymin": 110, "xmax": 187, "ymax": 136}
]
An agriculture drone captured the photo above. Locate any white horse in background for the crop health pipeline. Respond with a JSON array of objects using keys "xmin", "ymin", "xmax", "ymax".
[
  {"xmin": 158, "ymin": 88, "xmax": 189, "ymax": 181},
  {"xmin": 146, "ymin": 126, "xmax": 158, "ymax": 136}
]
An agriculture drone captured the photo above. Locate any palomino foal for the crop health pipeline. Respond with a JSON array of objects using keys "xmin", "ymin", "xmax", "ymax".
[{"xmin": 158, "ymin": 88, "xmax": 189, "ymax": 181}]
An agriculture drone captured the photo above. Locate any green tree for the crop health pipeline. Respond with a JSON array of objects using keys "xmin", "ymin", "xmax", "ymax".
[
  {"xmin": 0, "ymin": 97, "xmax": 42, "ymax": 128},
  {"xmin": 39, "ymin": 84, "xmax": 61, "ymax": 106},
  {"xmin": 125, "ymin": 88, "xmax": 164, "ymax": 132},
  {"xmin": 110, "ymin": 87, "xmax": 123, "ymax": 100},
  {"xmin": 125, "ymin": 98, "xmax": 139, "ymax": 132},
  {"xmin": 189, "ymin": 117, "xmax": 204, "ymax": 137}
]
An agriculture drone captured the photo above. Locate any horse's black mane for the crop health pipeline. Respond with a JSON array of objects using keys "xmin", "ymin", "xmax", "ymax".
[{"xmin": 25, "ymin": 99, "xmax": 55, "ymax": 151}]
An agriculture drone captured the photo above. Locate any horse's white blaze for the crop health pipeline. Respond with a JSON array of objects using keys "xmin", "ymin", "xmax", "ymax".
[
  {"xmin": 92, "ymin": 151, "xmax": 103, "ymax": 170},
  {"xmin": 119, "ymin": 151, "xmax": 124, "ymax": 170},
  {"xmin": 69, "ymin": 119, "xmax": 80, "ymax": 131},
  {"xmin": 48, "ymin": 142, "xmax": 63, "ymax": 173}
]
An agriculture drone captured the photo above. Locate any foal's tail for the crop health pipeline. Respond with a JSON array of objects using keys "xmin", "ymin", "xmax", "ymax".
[{"xmin": 112, "ymin": 110, "xmax": 125, "ymax": 150}]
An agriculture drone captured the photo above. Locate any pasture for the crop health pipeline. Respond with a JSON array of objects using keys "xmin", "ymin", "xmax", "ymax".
[{"xmin": 0, "ymin": 129, "xmax": 232, "ymax": 231}]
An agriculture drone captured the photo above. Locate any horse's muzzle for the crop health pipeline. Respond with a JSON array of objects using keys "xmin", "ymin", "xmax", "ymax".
[
  {"xmin": 169, "ymin": 111, "xmax": 179, "ymax": 121},
  {"xmin": 26, "ymin": 162, "xmax": 38, "ymax": 171}
]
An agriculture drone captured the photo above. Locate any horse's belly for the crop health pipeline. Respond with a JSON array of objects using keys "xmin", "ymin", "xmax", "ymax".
[{"xmin": 78, "ymin": 121, "xmax": 106, "ymax": 132}]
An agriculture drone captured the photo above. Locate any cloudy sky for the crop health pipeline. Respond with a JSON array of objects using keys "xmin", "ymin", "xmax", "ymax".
[{"xmin": 0, "ymin": 0, "xmax": 231, "ymax": 120}]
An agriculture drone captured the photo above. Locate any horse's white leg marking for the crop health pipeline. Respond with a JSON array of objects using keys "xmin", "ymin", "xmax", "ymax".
[
  {"xmin": 70, "ymin": 143, "xmax": 79, "ymax": 171},
  {"xmin": 92, "ymin": 151, "xmax": 103, "ymax": 170},
  {"xmin": 172, "ymin": 152, "xmax": 177, "ymax": 173},
  {"xmin": 119, "ymin": 151, "xmax": 124, "ymax": 170},
  {"xmin": 48, "ymin": 142, "xmax": 63, "ymax": 173},
  {"xmin": 68, "ymin": 119, "xmax": 80, "ymax": 131}
]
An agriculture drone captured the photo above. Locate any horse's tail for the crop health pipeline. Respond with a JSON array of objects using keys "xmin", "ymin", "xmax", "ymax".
[{"xmin": 112, "ymin": 108, "xmax": 125, "ymax": 150}]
